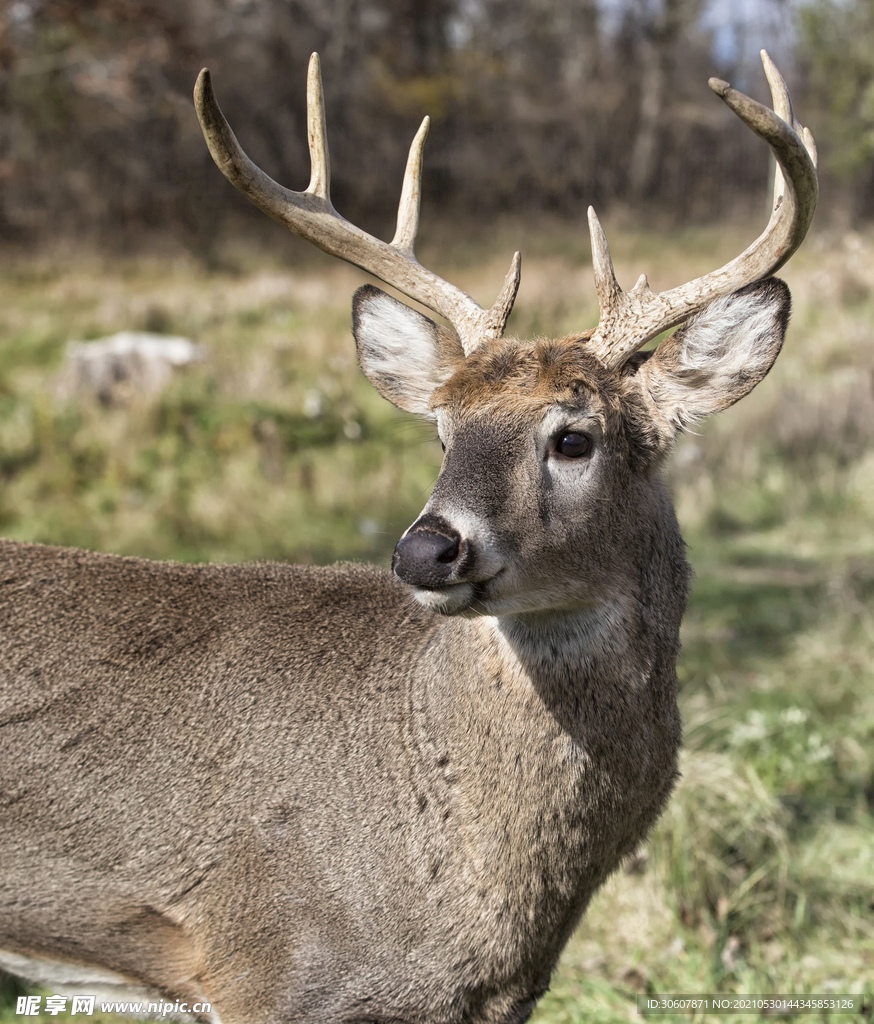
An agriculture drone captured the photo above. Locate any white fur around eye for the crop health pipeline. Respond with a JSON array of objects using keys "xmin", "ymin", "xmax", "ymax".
[{"xmin": 354, "ymin": 287, "xmax": 453, "ymax": 417}]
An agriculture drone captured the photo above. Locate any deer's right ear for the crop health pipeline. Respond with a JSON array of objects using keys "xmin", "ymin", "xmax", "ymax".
[{"xmin": 353, "ymin": 285, "xmax": 465, "ymax": 417}]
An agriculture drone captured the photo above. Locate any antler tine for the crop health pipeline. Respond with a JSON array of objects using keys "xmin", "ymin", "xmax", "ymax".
[
  {"xmin": 483, "ymin": 251, "xmax": 522, "ymax": 340},
  {"xmin": 760, "ymin": 49, "xmax": 818, "ymax": 220},
  {"xmin": 195, "ymin": 56, "xmax": 520, "ymax": 355},
  {"xmin": 392, "ymin": 117, "xmax": 429, "ymax": 255},
  {"xmin": 587, "ymin": 207, "xmax": 621, "ymax": 311},
  {"xmin": 587, "ymin": 52, "xmax": 818, "ymax": 370},
  {"xmin": 305, "ymin": 53, "xmax": 330, "ymax": 199}
]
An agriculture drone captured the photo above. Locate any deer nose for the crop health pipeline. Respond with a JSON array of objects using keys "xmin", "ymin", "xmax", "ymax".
[{"xmin": 393, "ymin": 520, "xmax": 462, "ymax": 588}]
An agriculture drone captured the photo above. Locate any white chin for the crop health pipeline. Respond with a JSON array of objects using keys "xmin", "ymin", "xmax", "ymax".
[{"xmin": 412, "ymin": 582, "xmax": 476, "ymax": 616}]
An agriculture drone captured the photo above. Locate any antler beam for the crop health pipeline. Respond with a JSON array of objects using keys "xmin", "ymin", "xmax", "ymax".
[
  {"xmin": 587, "ymin": 51, "xmax": 818, "ymax": 370},
  {"xmin": 194, "ymin": 54, "xmax": 520, "ymax": 355}
]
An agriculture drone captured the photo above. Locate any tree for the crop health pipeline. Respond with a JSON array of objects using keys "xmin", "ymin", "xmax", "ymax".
[{"xmin": 797, "ymin": 0, "xmax": 874, "ymax": 218}]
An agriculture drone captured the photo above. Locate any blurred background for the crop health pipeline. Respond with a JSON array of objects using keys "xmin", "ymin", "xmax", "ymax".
[
  {"xmin": 0, "ymin": 1, "xmax": 872, "ymax": 1022},
  {"xmin": 1, "ymin": 0, "xmax": 874, "ymax": 251}
]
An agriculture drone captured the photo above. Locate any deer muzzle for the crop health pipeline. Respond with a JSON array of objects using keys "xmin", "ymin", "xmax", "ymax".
[{"xmin": 393, "ymin": 515, "xmax": 465, "ymax": 589}]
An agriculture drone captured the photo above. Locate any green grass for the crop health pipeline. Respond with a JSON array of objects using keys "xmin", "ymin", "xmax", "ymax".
[
  {"xmin": 0, "ymin": 254, "xmax": 442, "ymax": 567},
  {"xmin": 0, "ymin": 224, "xmax": 872, "ymax": 1022}
]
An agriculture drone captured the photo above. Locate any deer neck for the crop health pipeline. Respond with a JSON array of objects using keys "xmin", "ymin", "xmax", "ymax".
[
  {"xmin": 406, "ymin": 600, "xmax": 680, "ymax": 961},
  {"xmin": 412, "ymin": 596, "xmax": 679, "ymax": 815},
  {"xmin": 486, "ymin": 601, "xmax": 632, "ymax": 678}
]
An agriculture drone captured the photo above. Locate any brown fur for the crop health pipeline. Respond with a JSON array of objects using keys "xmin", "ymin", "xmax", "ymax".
[{"xmin": 0, "ymin": 278, "xmax": 791, "ymax": 1023}]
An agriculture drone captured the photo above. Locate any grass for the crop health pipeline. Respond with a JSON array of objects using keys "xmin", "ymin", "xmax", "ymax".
[
  {"xmin": 0, "ymin": 222, "xmax": 872, "ymax": 1022},
  {"xmin": 0, "ymin": 254, "xmax": 442, "ymax": 566}
]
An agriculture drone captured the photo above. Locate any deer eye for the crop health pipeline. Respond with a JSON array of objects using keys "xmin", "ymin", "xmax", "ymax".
[{"xmin": 555, "ymin": 432, "xmax": 592, "ymax": 459}]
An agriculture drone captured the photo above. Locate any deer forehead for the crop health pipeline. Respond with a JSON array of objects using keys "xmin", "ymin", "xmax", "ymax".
[{"xmin": 431, "ymin": 334, "xmax": 619, "ymax": 422}]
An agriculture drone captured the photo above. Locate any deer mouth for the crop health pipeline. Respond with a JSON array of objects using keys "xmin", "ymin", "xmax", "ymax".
[
  {"xmin": 407, "ymin": 570, "xmax": 505, "ymax": 617},
  {"xmin": 410, "ymin": 580, "xmax": 477, "ymax": 616}
]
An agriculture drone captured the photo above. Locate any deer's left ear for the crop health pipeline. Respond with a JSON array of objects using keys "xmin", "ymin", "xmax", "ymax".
[
  {"xmin": 353, "ymin": 285, "xmax": 465, "ymax": 417},
  {"xmin": 638, "ymin": 277, "xmax": 790, "ymax": 429}
]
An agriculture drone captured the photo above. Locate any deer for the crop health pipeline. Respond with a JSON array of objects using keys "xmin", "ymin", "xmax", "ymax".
[{"xmin": 0, "ymin": 50, "xmax": 817, "ymax": 1024}]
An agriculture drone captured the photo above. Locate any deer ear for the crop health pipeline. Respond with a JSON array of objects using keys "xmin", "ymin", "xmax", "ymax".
[
  {"xmin": 639, "ymin": 277, "xmax": 790, "ymax": 429},
  {"xmin": 353, "ymin": 285, "xmax": 465, "ymax": 417}
]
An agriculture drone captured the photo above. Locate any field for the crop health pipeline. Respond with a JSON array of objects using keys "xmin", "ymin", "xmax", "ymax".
[{"xmin": 0, "ymin": 221, "xmax": 872, "ymax": 1022}]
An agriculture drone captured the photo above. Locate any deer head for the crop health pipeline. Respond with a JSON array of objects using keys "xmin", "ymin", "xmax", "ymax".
[{"xmin": 195, "ymin": 52, "xmax": 817, "ymax": 622}]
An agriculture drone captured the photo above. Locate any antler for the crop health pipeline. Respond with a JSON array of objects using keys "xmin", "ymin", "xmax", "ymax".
[
  {"xmin": 194, "ymin": 54, "xmax": 520, "ymax": 356},
  {"xmin": 587, "ymin": 50, "xmax": 818, "ymax": 370}
]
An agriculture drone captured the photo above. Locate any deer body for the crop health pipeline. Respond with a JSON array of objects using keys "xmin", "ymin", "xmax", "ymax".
[
  {"xmin": 1, "ymin": 527, "xmax": 682, "ymax": 1023},
  {"xmin": 1, "ymin": 333, "xmax": 690, "ymax": 1022},
  {"xmin": 1, "ymin": 50, "xmax": 816, "ymax": 1024}
]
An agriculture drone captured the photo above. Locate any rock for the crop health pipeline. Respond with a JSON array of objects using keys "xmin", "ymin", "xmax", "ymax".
[{"xmin": 58, "ymin": 331, "xmax": 204, "ymax": 404}]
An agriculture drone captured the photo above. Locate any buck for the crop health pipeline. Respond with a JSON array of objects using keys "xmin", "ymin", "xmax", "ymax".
[{"xmin": 0, "ymin": 51, "xmax": 817, "ymax": 1024}]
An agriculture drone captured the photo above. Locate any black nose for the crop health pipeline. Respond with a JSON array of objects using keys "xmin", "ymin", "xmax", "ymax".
[{"xmin": 393, "ymin": 519, "xmax": 462, "ymax": 588}]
